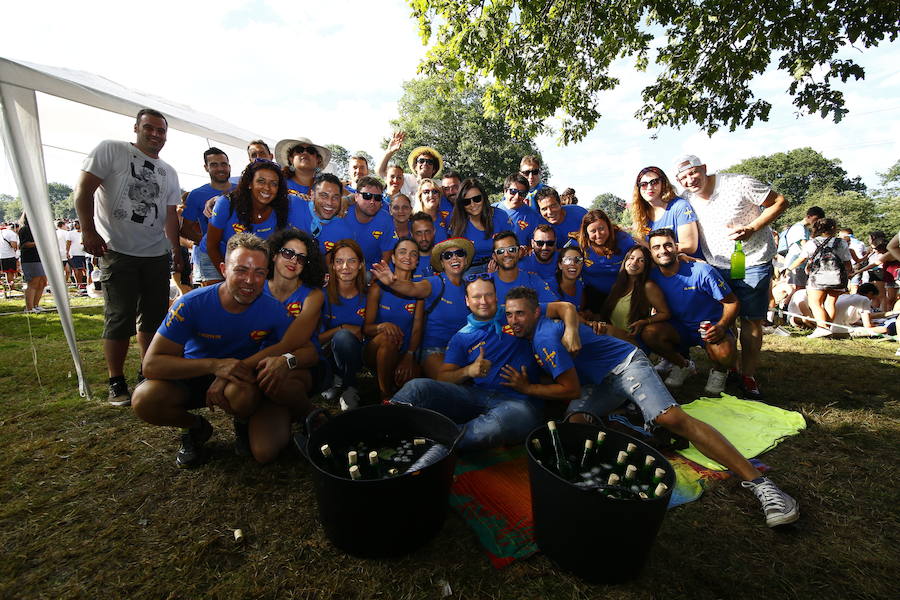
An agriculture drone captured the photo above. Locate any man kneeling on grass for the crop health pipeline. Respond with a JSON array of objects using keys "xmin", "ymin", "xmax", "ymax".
[
  {"xmin": 132, "ymin": 233, "xmax": 316, "ymax": 467},
  {"xmin": 501, "ymin": 286, "xmax": 799, "ymax": 528}
]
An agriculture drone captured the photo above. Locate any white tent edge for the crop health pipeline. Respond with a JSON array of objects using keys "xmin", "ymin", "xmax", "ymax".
[{"xmin": 0, "ymin": 56, "xmax": 260, "ymax": 400}]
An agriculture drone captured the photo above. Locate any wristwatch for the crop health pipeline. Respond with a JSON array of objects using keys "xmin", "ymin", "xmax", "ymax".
[{"xmin": 282, "ymin": 353, "xmax": 297, "ymax": 370}]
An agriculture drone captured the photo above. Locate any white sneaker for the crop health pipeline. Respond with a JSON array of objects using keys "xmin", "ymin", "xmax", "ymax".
[
  {"xmin": 807, "ymin": 327, "xmax": 832, "ymax": 339},
  {"xmin": 654, "ymin": 358, "xmax": 674, "ymax": 375},
  {"xmin": 742, "ymin": 477, "xmax": 800, "ymax": 527},
  {"xmin": 664, "ymin": 360, "xmax": 696, "ymax": 387},
  {"xmin": 771, "ymin": 326, "xmax": 791, "ymax": 337},
  {"xmin": 704, "ymin": 369, "xmax": 727, "ymax": 395},
  {"xmin": 339, "ymin": 387, "xmax": 360, "ymax": 411}
]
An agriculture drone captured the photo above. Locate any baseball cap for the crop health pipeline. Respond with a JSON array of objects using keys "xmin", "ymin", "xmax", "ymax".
[{"xmin": 674, "ymin": 154, "xmax": 704, "ymax": 174}]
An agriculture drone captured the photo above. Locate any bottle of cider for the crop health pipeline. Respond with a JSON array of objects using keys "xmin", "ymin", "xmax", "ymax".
[
  {"xmin": 730, "ymin": 241, "xmax": 746, "ymax": 279},
  {"xmin": 547, "ymin": 421, "xmax": 574, "ymax": 480}
]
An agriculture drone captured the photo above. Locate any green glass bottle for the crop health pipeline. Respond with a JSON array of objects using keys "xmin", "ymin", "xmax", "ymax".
[
  {"xmin": 368, "ymin": 451, "xmax": 384, "ymax": 479},
  {"xmin": 730, "ymin": 241, "xmax": 746, "ymax": 279},
  {"xmin": 579, "ymin": 439, "xmax": 594, "ymax": 470},
  {"xmin": 349, "ymin": 465, "xmax": 361, "ymax": 480},
  {"xmin": 547, "ymin": 421, "xmax": 575, "ymax": 480}
]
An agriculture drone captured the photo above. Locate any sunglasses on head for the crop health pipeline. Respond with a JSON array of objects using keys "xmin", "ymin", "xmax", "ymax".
[
  {"xmin": 639, "ymin": 178, "xmax": 661, "ymax": 189},
  {"xmin": 464, "ymin": 272, "xmax": 493, "ymax": 283},
  {"xmin": 416, "ymin": 157, "xmax": 437, "ymax": 166},
  {"xmin": 461, "ymin": 194, "xmax": 483, "ymax": 206},
  {"xmin": 533, "ymin": 239, "xmax": 555, "ymax": 247},
  {"xmin": 359, "ymin": 192, "xmax": 383, "ymax": 202},
  {"xmin": 440, "ymin": 248, "xmax": 467, "ymax": 261},
  {"xmin": 520, "ymin": 169, "xmax": 540, "ymax": 176},
  {"xmin": 507, "ymin": 188, "xmax": 527, "ymax": 197},
  {"xmin": 292, "ymin": 145, "xmax": 319, "ymax": 156},
  {"xmin": 279, "ymin": 247, "xmax": 308, "ymax": 264},
  {"xmin": 494, "ymin": 246, "xmax": 518, "ymax": 256}
]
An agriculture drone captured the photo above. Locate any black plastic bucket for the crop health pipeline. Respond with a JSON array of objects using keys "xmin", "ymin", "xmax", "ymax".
[
  {"xmin": 296, "ymin": 404, "xmax": 462, "ymax": 558},
  {"xmin": 527, "ymin": 417, "xmax": 675, "ymax": 583}
]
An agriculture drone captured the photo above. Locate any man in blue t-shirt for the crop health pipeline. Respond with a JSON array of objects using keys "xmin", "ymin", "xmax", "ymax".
[
  {"xmin": 491, "ymin": 230, "xmax": 558, "ymax": 306},
  {"xmin": 342, "ymin": 176, "xmax": 395, "ymax": 268},
  {"xmin": 390, "ymin": 276, "xmax": 580, "ymax": 451},
  {"xmin": 536, "ymin": 187, "xmax": 588, "ymax": 248},
  {"xmin": 502, "ymin": 286, "xmax": 800, "ymax": 528},
  {"xmin": 409, "ymin": 212, "xmax": 445, "ymax": 280},
  {"xmin": 520, "ymin": 155, "xmax": 546, "ymax": 208},
  {"xmin": 181, "ymin": 148, "xmax": 235, "ymax": 285},
  {"xmin": 493, "ymin": 173, "xmax": 543, "ymax": 244},
  {"xmin": 131, "ymin": 233, "xmax": 314, "ymax": 468},
  {"xmin": 519, "ymin": 224, "xmax": 558, "ymax": 282},
  {"xmin": 647, "ymin": 228, "xmax": 738, "ymax": 395},
  {"xmin": 289, "ymin": 173, "xmax": 354, "ymax": 256}
]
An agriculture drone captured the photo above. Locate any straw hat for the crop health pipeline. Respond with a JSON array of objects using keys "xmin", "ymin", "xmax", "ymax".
[
  {"xmin": 408, "ymin": 146, "xmax": 443, "ymax": 176},
  {"xmin": 430, "ymin": 237, "xmax": 474, "ymax": 272},
  {"xmin": 275, "ymin": 137, "xmax": 332, "ymax": 170}
]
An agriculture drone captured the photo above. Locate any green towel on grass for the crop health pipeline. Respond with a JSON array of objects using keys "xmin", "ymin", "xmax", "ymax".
[{"xmin": 677, "ymin": 393, "xmax": 806, "ymax": 470}]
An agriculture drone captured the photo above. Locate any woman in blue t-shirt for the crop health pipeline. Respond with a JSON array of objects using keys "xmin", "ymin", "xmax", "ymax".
[
  {"xmin": 320, "ymin": 239, "xmax": 368, "ymax": 410},
  {"xmin": 576, "ymin": 209, "xmax": 637, "ymax": 312},
  {"xmin": 390, "ymin": 193, "xmax": 414, "ymax": 240},
  {"xmin": 630, "ymin": 166, "xmax": 700, "ymax": 256},
  {"xmin": 447, "ymin": 178, "xmax": 513, "ymax": 273},
  {"xmin": 552, "ymin": 246, "xmax": 586, "ymax": 311},
  {"xmin": 363, "ymin": 238, "xmax": 424, "ymax": 401},
  {"xmin": 206, "ymin": 159, "xmax": 290, "ymax": 270}
]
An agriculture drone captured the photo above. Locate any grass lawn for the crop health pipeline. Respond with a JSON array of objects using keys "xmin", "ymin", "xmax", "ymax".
[{"xmin": 0, "ymin": 294, "xmax": 897, "ymax": 599}]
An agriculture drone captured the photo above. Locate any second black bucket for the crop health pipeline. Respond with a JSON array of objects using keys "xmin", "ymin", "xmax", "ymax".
[{"xmin": 527, "ymin": 419, "xmax": 676, "ymax": 584}]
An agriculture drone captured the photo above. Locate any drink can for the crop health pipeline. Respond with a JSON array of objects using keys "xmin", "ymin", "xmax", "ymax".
[{"xmin": 699, "ymin": 321, "xmax": 712, "ymax": 339}]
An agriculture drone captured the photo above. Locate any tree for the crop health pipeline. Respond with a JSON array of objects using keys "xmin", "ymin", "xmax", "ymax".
[
  {"xmin": 591, "ymin": 193, "xmax": 627, "ymax": 225},
  {"xmin": 410, "ymin": 1, "xmax": 900, "ymax": 143},
  {"xmin": 386, "ymin": 75, "xmax": 545, "ymax": 195},
  {"xmin": 720, "ymin": 148, "xmax": 865, "ymax": 206},
  {"xmin": 775, "ymin": 187, "xmax": 899, "ymax": 236},
  {"xmin": 46, "ymin": 182, "xmax": 75, "ymax": 220},
  {"xmin": 325, "ymin": 144, "xmax": 350, "ymax": 181},
  {"xmin": 877, "ymin": 159, "xmax": 900, "ymax": 195},
  {"xmin": 0, "ymin": 193, "xmax": 22, "ymax": 222}
]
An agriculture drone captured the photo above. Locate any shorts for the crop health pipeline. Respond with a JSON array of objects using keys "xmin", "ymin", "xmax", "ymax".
[
  {"xmin": 417, "ymin": 345, "xmax": 447, "ymax": 361},
  {"xmin": 170, "ymin": 246, "xmax": 191, "ymax": 285},
  {"xmin": 21, "ymin": 261, "xmax": 45, "ymax": 281},
  {"xmin": 192, "ymin": 248, "xmax": 223, "ymax": 282},
  {"xmin": 139, "ymin": 374, "xmax": 216, "ymax": 410},
  {"xmin": 885, "ymin": 318, "xmax": 897, "ymax": 336},
  {"xmin": 1, "ymin": 257, "xmax": 17, "ymax": 273},
  {"xmin": 716, "ymin": 263, "xmax": 772, "ymax": 321},
  {"xmin": 787, "ymin": 266, "xmax": 808, "ymax": 287},
  {"xmin": 69, "ymin": 255, "xmax": 87, "ymax": 270},
  {"xmin": 99, "ymin": 251, "xmax": 170, "ymax": 339}
]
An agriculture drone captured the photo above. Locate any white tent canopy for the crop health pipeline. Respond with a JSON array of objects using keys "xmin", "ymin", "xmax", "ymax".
[{"xmin": 0, "ymin": 56, "xmax": 259, "ymax": 399}]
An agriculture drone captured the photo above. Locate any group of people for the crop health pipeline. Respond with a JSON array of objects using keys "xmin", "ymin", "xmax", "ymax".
[{"xmin": 27, "ymin": 105, "xmax": 892, "ymax": 532}]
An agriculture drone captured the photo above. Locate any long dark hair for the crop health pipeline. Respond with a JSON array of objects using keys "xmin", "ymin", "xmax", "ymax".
[
  {"xmin": 326, "ymin": 239, "xmax": 367, "ymax": 305},
  {"xmin": 598, "ymin": 245, "xmax": 653, "ymax": 325},
  {"xmin": 555, "ymin": 246, "xmax": 584, "ymax": 288},
  {"xmin": 630, "ymin": 166, "xmax": 677, "ymax": 238},
  {"xmin": 449, "ymin": 178, "xmax": 495, "ymax": 239},
  {"xmin": 265, "ymin": 227, "xmax": 325, "ymax": 288},
  {"xmin": 229, "ymin": 159, "xmax": 289, "ymax": 229}
]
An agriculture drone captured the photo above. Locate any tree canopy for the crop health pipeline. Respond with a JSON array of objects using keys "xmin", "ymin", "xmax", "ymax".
[
  {"xmin": 387, "ymin": 75, "xmax": 545, "ymax": 195},
  {"xmin": 410, "ymin": 0, "xmax": 900, "ymax": 143},
  {"xmin": 720, "ymin": 147, "xmax": 865, "ymax": 206},
  {"xmin": 590, "ymin": 192, "xmax": 627, "ymax": 225}
]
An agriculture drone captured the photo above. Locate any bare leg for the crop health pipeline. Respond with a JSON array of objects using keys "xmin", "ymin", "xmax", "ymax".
[
  {"xmin": 738, "ymin": 318, "xmax": 763, "ymax": 377},
  {"xmin": 104, "ymin": 338, "xmax": 130, "ymax": 378},
  {"xmin": 421, "ymin": 352, "xmax": 445, "ymax": 380},
  {"xmin": 806, "ymin": 288, "xmax": 829, "ymax": 329},
  {"xmin": 250, "ymin": 371, "xmax": 313, "ymax": 464},
  {"xmin": 641, "ymin": 322, "xmax": 689, "ymax": 367},
  {"xmin": 132, "ymin": 380, "xmax": 195, "ymax": 428}
]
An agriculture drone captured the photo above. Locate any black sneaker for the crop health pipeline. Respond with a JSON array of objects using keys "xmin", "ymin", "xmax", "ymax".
[
  {"xmin": 233, "ymin": 419, "xmax": 251, "ymax": 458},
  {"xmin": 176, "ymin": 417, "xmax": 214, "ymax": 468},
  {"xmin": 108, "ymin": 378, "xmax": 131, "ymax": 407}
]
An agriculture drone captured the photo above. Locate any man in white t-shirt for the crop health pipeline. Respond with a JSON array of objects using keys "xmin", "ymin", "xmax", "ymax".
[
  {"xmin": 675, "ymin": 154, "xmax": 787, "ymax": 399},
  {"xmin": 0, "ymin": 223, "xmax": 19, "ymax": 294},
  {"xmin": 74, "ymin": 108, "xmax": 183, "ymax": 407}
]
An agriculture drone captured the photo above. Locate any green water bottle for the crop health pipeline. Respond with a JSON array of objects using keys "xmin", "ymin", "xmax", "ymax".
[{"xmin": 730, "ymin": 241, "xmax": 746, "ymax": 279}]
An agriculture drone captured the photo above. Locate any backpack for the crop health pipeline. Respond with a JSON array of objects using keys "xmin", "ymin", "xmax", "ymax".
[
  {"xmin": 776, "ymin": 228, "xmax": 789, "ymax": 256},
  {"xmin": 809, "ymin": 238, "xmax": 846, "ymax": 288}
]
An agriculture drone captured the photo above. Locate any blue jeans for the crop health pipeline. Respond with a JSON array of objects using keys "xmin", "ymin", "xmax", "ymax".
[
  {"xmin": 566, "ymin": 351, "xmax": 678, "ymax": 429},
  {"xmin": 327, "ymin": 328, "xmax": 364, "ymax": 386},
  {"xmin": 391, "ymin": 378, "xmax": 543, "ymax": 451},
  {"xmin": 716, "ymin": 263, "xmax": 772, "ymax": 321}
]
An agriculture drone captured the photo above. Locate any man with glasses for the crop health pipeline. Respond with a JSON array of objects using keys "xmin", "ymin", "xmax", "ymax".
[
  {"xmin": 519, "ymin": 224, "xmax": 559, "ymax": 282},
  {"xmin": 491, "ymin": 231, "xmax": 559, "ymax": 306},
  {"xmin": 494, "ymin": 173, "xmax": 542, "ymax": 245},
  {"xmin": 289, "ymin": 173, "xmax": 353, "ymax": 256},
  {"xmin": 342, "ymin": 176, "xmax": 395, "ymax": 268},
  {"xmin": 520, "ymin": 155, "xmax": 546, "ymax": 208},
  {"xmin": 536, "ymin": 187, "xmax": 588, "ymax": 248},
  {"xmin": 182, "ymin": 147, "xmax": 235, "ymax": 286},
  {"xmin": 441, "ymin": 171, "xmax": 462, "ymax": 204}
]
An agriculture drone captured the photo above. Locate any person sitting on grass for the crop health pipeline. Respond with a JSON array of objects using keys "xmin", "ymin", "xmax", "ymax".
[
  {"xmin": 501, "ymin": 286, "xmax": 800, "ymax": 528},
  {"xmin": 132, "ymin": 233, "xmax": 315, "ymax": 467},
  {"xmin": 647, "ymin": 228, "xmax": 740, "ymax": 396}
]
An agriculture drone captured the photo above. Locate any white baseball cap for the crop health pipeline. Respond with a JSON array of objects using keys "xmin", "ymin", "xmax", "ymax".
[{"xmin": 674, "ymin": 154, "xmax": 704, "ymax": 174}]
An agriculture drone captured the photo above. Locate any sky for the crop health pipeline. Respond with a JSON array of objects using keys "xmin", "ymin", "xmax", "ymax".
[{"xmin": 2, "ymin": 0, "xmax": 899, "ymax": 205}]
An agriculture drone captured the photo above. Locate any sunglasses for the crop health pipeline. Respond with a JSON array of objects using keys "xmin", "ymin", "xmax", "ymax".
[
  {"xmin": 533, "ymin": 239, "xmax": 555, "ymax": 247},
  {"xmin": 291, "ymin": 145, "xmax": 319, "ymax": 156},
  {"xmin": 422, "ymin": 189, "xmax": 441, "ymax": 196},
  {"xmin": 279, "ymin": 247, "xmax": 308, "ymax": 265},
  {"xmin": 507, "ymin": 188, "xmax": 527, "ymax": 197},
  {"xmin": 359, "ymin": 192, "xmax": 383, "ymax": 202},
  {"xmin": 464, "ymin": 272, "xmax": 493, "ymax": 283},
  {"xmin": 494, "ymin": 247, "xmax": 518, "ymax": 256},
  {"xmin": 639, "ymin": 178, "xmax": 661, "ymax": 189},
  {"xmin": 416, "ymin": 157, "xmax": 437, "ymax": 166},
  {"xmin": 440, "ymin": 249, "xmax": 467, "ymax": 261},
  {"xmin": 561, "ymin": 256, "xmax": 584, "ymax": 265},
  {"xmin": 520, "ymin": 169, "xmax": 540, "ymax": 176},
  {"xmin": 461, "ymin": 194, "xmax": 483, "ymax": 206}
]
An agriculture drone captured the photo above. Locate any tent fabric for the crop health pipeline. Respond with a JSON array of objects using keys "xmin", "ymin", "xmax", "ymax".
[{"xmin": 0, "ymin": 56, "xmax": 262, "ymax": 399}]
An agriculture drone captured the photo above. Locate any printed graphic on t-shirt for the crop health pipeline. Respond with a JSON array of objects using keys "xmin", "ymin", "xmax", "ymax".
[{"xmin": 112, "ymin": 158, "xmax": 167, "ymax": 229}]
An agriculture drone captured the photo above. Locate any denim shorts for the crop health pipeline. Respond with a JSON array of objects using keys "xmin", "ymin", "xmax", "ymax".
[
  {"xmin": 716, "ymin": 263, "xmax": 772, "ymax": 321},
  {"xmin": 21, "ymin": 261, "xmax": 45, "ymax": 280},
  {"xmin": 192, "ymin": 248, "xmax": 223, "ymax": 282},
  {"xmin": 69, "ymin": 255, "xmax": 87, "ymax": 270},
  {"xmin": 565, "ymin": 350, "xmax": 679, "ymax": 429}
]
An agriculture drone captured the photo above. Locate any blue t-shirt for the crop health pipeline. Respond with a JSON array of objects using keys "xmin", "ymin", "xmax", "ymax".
[
  {"xmin": 519, "ymin": 252, "xmax": 558, "ymax": 282},
  {"xmin": 342, "ymin": 206, "xmax": 395, "ymax": 268},
  {"xmin": 158, "ymin": 284, "xmax": 292, "ymax": 360},
  {"xmin": 374, "ymin": 283, "xmax": 420, "ymax": 353},
  {"xmin": 263, "ymin": 280, "xmax": 322, "ymax": 353},
  {"xmin": 550, "ymin": 277, "xmax": 584, "ymax": 308},
  {"xmin": 413, "ymin": 255, "xmax": 435, "ymax": 281},
  {"xmin": 525, "ymin": 182, "xmax": 547, "ymax": 208},
  {"xmin": 650, "ymin": 261, "xmax": 732, "ymax": 330},
  {"xmin": 582, "ymin": 230, "xmax": 636, "ymax": 294},
  {"xmin": 494, "ymin": 270, "xmax": 558, "ymax": 307},
  {"xmin": 322, "ymin": 291, "xmax": 367, "ymax": 331},
  {"xmin": 445, "ymin": 313, "xmax": 540, "ymax": 400},
  {"xmin": 455, "ymin": 210, "xmax": 515, "ymax": 264},
  {"xmin": 288, "ymin": 200, "xmax": 354, "ymax": 255},
  {"xmin": 436, "ymin": 198, "xmax": 454, "ymax": 230},
  {"xmin": 548, "ymin": 205, "xmax": 588, "ymax": 248},
  {"xmin": 422, "ymin": 274, "xmax": 469, "ymax": 349},
  {"xmin": 207, "ymin": 195, "xmax": 280, "ymax": 255},
  {"xmin": 183, "ymin": 183, "xmax": 233, "ymax": 240},
  {"xmin": 494, "ymin": 202, "xmax": 543, "ymax": 244},
  {"xmin": 286, "ymin": 179, "xmax": 311, "ymax": 200},
  {"xmin": 531, "ymin": 318, "xmax": 634, "ymax": 383},
  {"xmin": 648, "ymin": 197, "xmax": 702, "ymax": 258}
]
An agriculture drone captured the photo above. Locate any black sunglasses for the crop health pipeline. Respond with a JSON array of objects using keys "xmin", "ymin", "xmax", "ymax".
[
  {"xmin": 291, "ymin": 145, "xmax": 319, "ymax": 156},
  {"xmin": 461, "ymin": 195, "xmax": 483, "ymax": 206},
  {"xmin": 416, "ymin": 157, "xmax": 437, "ymax": 166},
  {"xmin": 507, "ymin": 188, "xmax": 527, "ymax": 197},
  {"xmin": 279, "ymin": 247, "xmax": 309, "ymax": 265},
  {"xmin": 440, "ymin": 249, "xmax": 467, "ymax": 261},
  {"xmin": 359, "ymin": 192, "xmax": 383, "ymax": 202},
  {"xmin": 520, "ymin": 169, "xmax": 540, "ymax": 176},
  {"xmin": 533, "ymin": 239, "xmax": 555, "ymax": 247}
]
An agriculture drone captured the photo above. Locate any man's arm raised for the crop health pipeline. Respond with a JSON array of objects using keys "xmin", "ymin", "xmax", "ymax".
[{"xmin": 437, "ymin": 346, "xmax": 490, "ymax": 384}]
